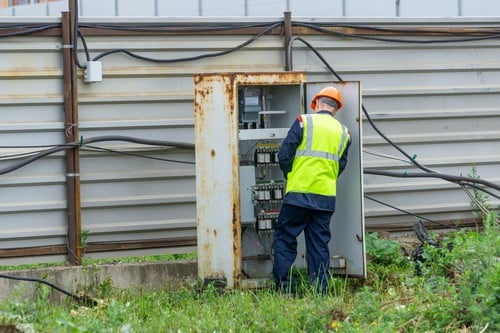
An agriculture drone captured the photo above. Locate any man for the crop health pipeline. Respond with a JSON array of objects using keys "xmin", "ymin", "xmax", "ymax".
[{"xmin": 273, "ymin": 86, "xmax": 351, "ymax": 293}]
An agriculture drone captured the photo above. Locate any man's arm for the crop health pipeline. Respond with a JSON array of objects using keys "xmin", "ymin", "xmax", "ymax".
[
  {"xmin": 338, "ymin": 136, "xmax": 351, "ymax": 176},
  {"xmin": 278, "ymin": 118, "xmax": 302, "ymax": 179}
]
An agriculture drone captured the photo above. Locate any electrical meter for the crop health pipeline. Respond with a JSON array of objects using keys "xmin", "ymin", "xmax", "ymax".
[{"xmin": 239, "ymin": 88, "xmax": 262, "ymax": 128}]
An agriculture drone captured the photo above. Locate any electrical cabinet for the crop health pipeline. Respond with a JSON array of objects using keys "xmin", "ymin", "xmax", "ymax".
[{"xmin": 194, "ymin": 72, "xmax": 365, "ymax": 289}]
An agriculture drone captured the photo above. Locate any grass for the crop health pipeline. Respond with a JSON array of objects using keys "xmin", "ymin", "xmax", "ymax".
[
  {"xmin": 0, "ymin": 252, "xmax": 198, "ymax": 272},
  {"xmin": 0, "ymin": 212, "xmax": 497, "ymax": 332}
]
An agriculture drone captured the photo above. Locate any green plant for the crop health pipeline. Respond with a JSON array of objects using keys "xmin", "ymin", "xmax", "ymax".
[
  {"xmin": 468, "ymin": 165, "xmax": 499, "ymax": 226},
  {"xmin": 97, "ymin": 277, "xmax": 114, "ymax": 299},
  {"xmin": 365, "ymin": 232, "xmax": 409, "ymax": 267},
  {"xmin": 416, "ymin": 215, "xmax": 499, "ymax": 331},
  {"xmin": 80, "ymin": 229, "xmax": 89, "ymax": 255},
  {"xmin": 0, "ymin": 217, "xmax": 497, "ymax": 332}
]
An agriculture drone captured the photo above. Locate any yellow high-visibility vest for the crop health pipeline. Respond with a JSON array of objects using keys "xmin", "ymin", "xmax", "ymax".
[{"xmin": 286, "ymin": 113, "xmax": 350, "ymax": 197}]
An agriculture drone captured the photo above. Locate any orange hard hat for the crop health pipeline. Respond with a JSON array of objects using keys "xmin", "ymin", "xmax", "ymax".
[{"xmin": 310, "ymin": 86, "xmax": 343, "ymax": 110}]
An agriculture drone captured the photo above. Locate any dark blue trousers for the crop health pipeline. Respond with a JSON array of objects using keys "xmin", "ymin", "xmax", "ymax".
[{"xmin": 272, "ymin": 203, "xmax": 333, "ymax": 293}]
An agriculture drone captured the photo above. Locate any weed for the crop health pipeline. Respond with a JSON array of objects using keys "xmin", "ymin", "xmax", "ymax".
[
  {"xmin": 365, "ymin": 232, "xmax": 409, "ymax": 267},
  {"xmin": 0, "ymin": 217, "xmax": 497, "ymax": 332},
  {"xmin": 80, "ymin": 229, "xmax": 89, "ymax": 255},
  {"xmin": 97, "ymin": 277, "xmax": 114, "ymax": 299}
]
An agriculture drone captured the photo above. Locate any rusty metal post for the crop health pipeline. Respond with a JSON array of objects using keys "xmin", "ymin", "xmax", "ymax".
[
  {"xmin": 62, "ymin": 10, "xmax": 82, "ymax": 265},
  {"xmin": 283, "ymin": 11, "xmax": 293, "ymax": 71}
]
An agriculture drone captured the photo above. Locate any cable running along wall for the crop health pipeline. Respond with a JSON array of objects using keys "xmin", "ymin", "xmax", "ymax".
[{"xmin": 0, "ymin": 13, "xmax": 499, "ymax": 264}]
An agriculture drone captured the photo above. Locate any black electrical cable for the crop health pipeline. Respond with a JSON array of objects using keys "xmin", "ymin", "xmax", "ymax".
[
  {"xmin": 0, "ymin": 144, "xmax": 77, "ymax": 176},
  {"xmin": 0, "ymin": 24, "xmax": 60, "ymax": 38},
  {"xmin": 288, "ymin": 37, "xmax": 343, "ymax": 81},
  {"xmin": 0, "ymin": 144, "xmax": 77, "ymax": 148},
  {"xmin": 0, "ymin": 273, "xmax": 96, "ymax": 305},
  {"xmin": 290, "ymin": 36, "xmax": 437, "ymax": 172},
  {"xmin": 83, "ymin": 135, "xmax": 196, "ymax": 150},
  {"xmin": 78, "ymin": 30, "xmax": 91, "ymax": 62},
  {"xmin": 364, "ymin": 168, "xmax": 500, "ymax": 198},
  {"xmin": 72, "ymin": 0, "xmax": 86, "ymax": 69},
  {"xmin": 288, "ymin": 36, "xmax": 500, "ymax": 198},
  {"xmin": 0, "ymin": 151, "xmax": 48, "ymax": 160},
  {"xmin": 454, "ymin": 181, "xmax": 500, "ymax": 201},
  {"xmin": 0, "ymin": 135, "xmax": 195, "ymax": 176},
  {"xmin": 294, "ymin": 21, "xmax": 500, "ymax": 44},
  {"xmin": 305, "ymin": 22, "xmax": 500, "ymax": 37},
  {"xmin": 83, "ymin": 144, "xmax": 195, "ymax": 165},
  {"xmin": 79, "ymin": 21, "xmax": 282, "ymax": 33},
  {"xmin": 0, "ymin": 23, "xmax": 59, "ymax": 30},
  {"xmin": 91, "ymin": 21, "xmax": 281, "ymax": 63},
  {"xmin": 0, "ymin": 144, "xmax": 78, "ymax": 161},
  {"xmin": 364, "ymin": 195, "xmax": 456, "ymax": 229}
]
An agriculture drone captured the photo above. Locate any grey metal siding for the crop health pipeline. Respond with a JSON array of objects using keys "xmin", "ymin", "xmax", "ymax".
[
  {"xmin": 4, "ymin": 0, "xmax": 500, "ymax": 17},
  {"xmin": 0, "ymin": 33, "xmax": 67, "ymax": 259},
  {"xmin": 76, "ymin": 40, "xmax": 200, "ymax": 257},
  {"xmin": 0, "ymin": 17, "xmax": 499, "ymax": 264}
]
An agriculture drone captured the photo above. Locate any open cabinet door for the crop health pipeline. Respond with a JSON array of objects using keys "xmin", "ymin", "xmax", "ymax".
[{"xmin": 295, "ymin": 81, "xmax": 366, "ymax": 278}]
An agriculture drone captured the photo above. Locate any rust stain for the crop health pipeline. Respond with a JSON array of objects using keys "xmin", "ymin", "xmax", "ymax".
[
  {"xmin": 202, "ymin": 234, "xmax": 212, "ymax": 274},
  {"xmin": 226, "ymin": 74, "xmax": 236, "ymax": 116},
  {"xmin": 194, "ymin": 72, "xmax": 309, "ymax": 285},
  {"xmin": 193, "ymin": 74, "xmax": 203, "ymax": 85},
  {"xmin": 232, "ymin": 198, "xmax": 241, "ymax": 281},
  {"xmin": 235, "ymin": 72, "xmax": 305, "ymax": 86},
  {"xmin": 194, "ymin": 75, "xmax": 216, "ymax": 202}
]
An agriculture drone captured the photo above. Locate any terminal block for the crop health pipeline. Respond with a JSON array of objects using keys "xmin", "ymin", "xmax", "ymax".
[
  {"xmin": 252, "ymin": 182, "xmax": 284, "ymax": 203},
  {"xmin": 254, "ymin": 143, "xmax": 280, "ymax": 167},
  {"xmin": 256, "ymin": 210, "xmax": 280, "ymax": 233}
]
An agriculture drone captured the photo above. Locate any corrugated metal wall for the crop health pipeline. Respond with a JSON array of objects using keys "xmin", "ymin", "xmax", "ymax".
[
  {"xmin": 2, "ymin": 0, "xmax": 500, "ymax": 17},
  {"xmin": 0, "ymin": 16, "xmax": 499, "ymax": 264},
  {"xmin": 0, "ymin": 31, "xmax": 68, "ymax": 265}
]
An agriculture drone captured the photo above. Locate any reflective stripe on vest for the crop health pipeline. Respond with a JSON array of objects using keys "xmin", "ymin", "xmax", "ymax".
[
  {"xmin": 285, "ymin": 113, "xmax": 349, "ymax": 197},
  {"xmin": 295, "ymin": 115, "xmax": 349, "ymax": 162}
]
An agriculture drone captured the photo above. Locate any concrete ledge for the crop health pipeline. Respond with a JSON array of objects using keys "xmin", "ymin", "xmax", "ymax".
[{"xmin": 0, "ymin": 260, "xmax": 198, "ymax": 302}]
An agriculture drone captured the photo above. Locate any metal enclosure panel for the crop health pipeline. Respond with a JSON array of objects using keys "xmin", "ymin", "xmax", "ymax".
[
  {"xmin": 247, "ymin": 0, "xmax": 286, "ymax": 16},
  {"xmin": 80, "ymin": 0, "xmax": 116, "ymax": 16},
  {"xmin": 400, "ymin": 0, "xmax": 458, "ymax": 17},
  {"xmin": 118, "ymin": 0, "xmax": 156, "ymax": 16},
  {"xmin": 158, "ymin": 0, "xmax": 200, "ymax": 16},
  {"xmin": 48, "ymin": 1, "xmax": 68, "ymax": 16},
  {"xmin": 202, "ymin": 0, "xmax": 245, "ymax": 16},
  {"xmin": 290, "ymin": 0, "xmax": 342, "ymax": 17},
  {"xmin": 345, "ymin": 0, "xmax": 395, "ymax": 17},
  {"xmin": 0, "ymin": 8, "xmax": 13, "ymax": 16},
  {"xmin": 195, "ymin": 72, "xmax": 306, "ymax": 288},
  {"xmin": 462, "ymin": 0, "xmax": 500, "ymax": 16},
  {"xmin": 194, "ymin": 74, "xmax": 239, "ymax": 287},
  {"xmin": 297, "ymin": 81, "xmax": 366, "ymax": 278},
  {"xmin": 6, "ymin": 0, "xmax": 500, "ymax": 17},
  {"xmin": 239, "ymin": 166, "xmax": 256, "ymax": 223},
  {"xmin": 11, "ymin": 3, "xmax": 48, "ymax": 16}
]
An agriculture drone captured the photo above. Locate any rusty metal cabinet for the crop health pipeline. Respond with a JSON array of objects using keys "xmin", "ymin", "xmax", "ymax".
[{"xmin": 194, "ymin": 72, "xmax": 365, "ymax": 288}]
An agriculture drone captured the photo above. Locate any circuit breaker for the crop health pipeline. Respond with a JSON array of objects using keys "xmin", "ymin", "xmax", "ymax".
[{"xmin": 194, "ymin": 73, "xmax": 365, "ymax": 289}]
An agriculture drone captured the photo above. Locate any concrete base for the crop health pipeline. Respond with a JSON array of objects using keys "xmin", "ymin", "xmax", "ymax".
[{"xmin": 0, "ymin": 260, "xmax": 197, "ymax": 303}]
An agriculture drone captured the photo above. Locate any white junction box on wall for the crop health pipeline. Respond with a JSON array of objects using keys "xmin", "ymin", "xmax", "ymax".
[
  {"xmin": 194, "ymin": 72, "xmax": 365, "ymax": 289},
  {"xmin": 84, "ymin": 60, "xmax": 102, "ymax": 83}
]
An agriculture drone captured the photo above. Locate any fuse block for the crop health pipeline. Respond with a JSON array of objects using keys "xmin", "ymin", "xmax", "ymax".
[{"xmin": 254, "ymin": 143, "xmax": 279, "ymax": 167}]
